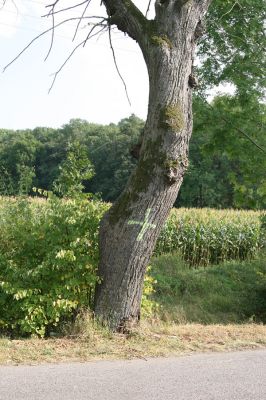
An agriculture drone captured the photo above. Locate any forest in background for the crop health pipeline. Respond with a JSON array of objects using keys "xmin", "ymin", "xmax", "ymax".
[{"xmin": 0, "ymin": 94, "xmax": 265, "ymax": 209}]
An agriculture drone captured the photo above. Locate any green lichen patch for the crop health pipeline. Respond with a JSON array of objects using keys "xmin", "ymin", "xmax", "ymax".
[
  {"xmin": 160, "ymin": 103, "xmax": 185, "ymax": 132},
  {"xmin": 164, "ymin": 155, "xmax": 189, "ymax": 172},
  {"xmin": 151, "ymin": 34, "xmax": 173, "ymax": 49},
  {"xmin": 164, "ymin": 159, "xmax": 180, "ymax": 170}
]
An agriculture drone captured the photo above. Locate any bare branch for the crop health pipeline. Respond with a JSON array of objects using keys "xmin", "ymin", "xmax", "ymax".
[
  {"xmin": 44, "ymin": 11, "xmax": 55, "ymax": 61},
  {"xmin": 145, "ymin": 0, "xmax": 152, "ymax": 17},
  {"xmin": 48, "ymin": 40, "xmax": 85, "ymax": 93},
  {"xmin": 82, "ymin": 18, "xmax": 107, "ymax": 47},
  {"xmin": 108, "ymin": 24, "xmax": 131, "ymax": 106},
  {"xmin": 5, "ymin": 0, "xmax": 154, "ymax": 117},
  {"xmin": 72, "ymin": 0, "xmax": 92, "ymax": 42},
  {"xmin": 3, "ymin": 17, "xmax": 104, "ymax": 72},
  {"xmin": 43, "ymin": 0, "xmax": 89, "ymax": 17},
  {"xmin": 1, "ymin": 0, "xmax": 7, "ymax": 10},
  {"xmin": 48, "ymin": 20, "xmax": 108, "ymax": 93},
  {"xmin": 1, "ymin": 0, "xmax": 18, "ymax": 12},
  {"xmin": 218, "ymin": 1, "xmax": 242, "ymax": 21},
  {"xmin": 45, "ymin": 0, "xmax": 59, "ymax": 16}
]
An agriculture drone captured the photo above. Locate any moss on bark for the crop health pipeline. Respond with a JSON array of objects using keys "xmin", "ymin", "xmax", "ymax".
[
  {"xmin": 151, "ymin": 35, "xmax": 173, "ymax": 49},
  {"xmin": 108, "ymin": 137, "xmax": 166, "ymax": 225},
  {"xmin": 160, "ymin": 103, "xmax": 185, "ymax": 132}
]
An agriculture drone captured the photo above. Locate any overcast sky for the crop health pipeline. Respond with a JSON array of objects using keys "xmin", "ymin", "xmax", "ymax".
[{"xmin": 0, "ymin": 0, "xmax": 153, "ymax": 130}]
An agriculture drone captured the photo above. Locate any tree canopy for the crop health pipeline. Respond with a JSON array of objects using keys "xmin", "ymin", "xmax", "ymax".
[
  {"xmin": 0, "ymin": 96, "xmax": 265, "ymax": 209},
  {"xmin": 198, "ymin": 0, "xmax": 265, "ymax": 100}
]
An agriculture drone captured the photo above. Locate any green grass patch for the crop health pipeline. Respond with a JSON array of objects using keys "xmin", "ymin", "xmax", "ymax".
[{"xmin": 149, "ymin": 253, "xmax": 266, "ymax": 324}]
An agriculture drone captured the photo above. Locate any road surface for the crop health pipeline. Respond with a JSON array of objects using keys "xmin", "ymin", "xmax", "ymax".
[{"xmin": 0, "ymin": 350, "xmax": 266, "ymax": 399}]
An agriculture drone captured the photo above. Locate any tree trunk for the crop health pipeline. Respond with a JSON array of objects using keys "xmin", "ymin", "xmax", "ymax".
[{"xmin": 94, "ymin": 0, "xmax": 212, "ymax": 332}]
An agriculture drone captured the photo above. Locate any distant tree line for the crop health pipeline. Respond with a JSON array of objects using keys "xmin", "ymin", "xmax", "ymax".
[{"xmin": 0, "ymin": 95, "xmax": 265, "ymax": 209}]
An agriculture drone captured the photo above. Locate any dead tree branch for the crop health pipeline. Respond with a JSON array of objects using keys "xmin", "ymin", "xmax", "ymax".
[
  {"xmin": 72, "ymin": 0, "xmax": 92, "ymax": 41},
  {"xmin": 108, "ymin": 24, "xmax": 131, "ymax": 106},
  {"xmin": 44, "ymin": 0, "xmax": 89, "ymax": 17},
  {"xmin": 3, "ymin": 16, "xmax": 106, "ymax": 72},
  {"xmin": 44, "ymin": 12, "xmax": 55, "ymax": 61},
  {"xmin": 145, "ymin": 0, "xmax": 152, "ymax": 17},
  {"xmin": 48, "ymin": 19, "xmax": 108, "ymax": 92},
  {"xmin": 3, "ymin": 0, "xmax": 148, "ymax": 101}
]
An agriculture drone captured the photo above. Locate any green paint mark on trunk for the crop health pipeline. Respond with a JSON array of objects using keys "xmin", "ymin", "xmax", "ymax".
[{"xmin": 128, "ymin": 208, "xmax": 156, "ymax": 241}]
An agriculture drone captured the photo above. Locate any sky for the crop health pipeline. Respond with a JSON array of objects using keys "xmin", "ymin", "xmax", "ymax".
[
  {"xmin": 0, "ymin": 0, "xmax": 151, "ymax": 130},
  {"xmin": 0, "ymin": 0, "xmax": 232, "ymax": 131}
]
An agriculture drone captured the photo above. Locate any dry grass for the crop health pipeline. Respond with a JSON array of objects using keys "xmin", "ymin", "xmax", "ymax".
[{"xmin": 1, "ymin": 322, "xmax": 265, "ymax": 366}]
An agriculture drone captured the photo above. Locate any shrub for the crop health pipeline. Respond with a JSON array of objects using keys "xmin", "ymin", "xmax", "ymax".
[
  {"xmin": 141, "ymin": 267, "xmax": 159, "ymax": 318},
  {"xmin": 0, "ymin": 197, "xmax": 108, "ymax": 336}
]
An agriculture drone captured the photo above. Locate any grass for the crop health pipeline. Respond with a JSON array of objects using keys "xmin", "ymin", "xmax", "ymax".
[
  {"xmin": 1, "ymin": 322, "xmax": 266, "ymax": 365},
  {"xmin": 150, "ymin": 253, "xmax": 266, "ymax": 324}
]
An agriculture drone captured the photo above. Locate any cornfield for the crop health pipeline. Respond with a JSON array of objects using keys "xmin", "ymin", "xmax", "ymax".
[{"xmin": 155, "ymin": 208, "xmax": 263, "ymax": 266}]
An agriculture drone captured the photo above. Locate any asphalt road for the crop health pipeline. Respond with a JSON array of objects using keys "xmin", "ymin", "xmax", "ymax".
[{"xmin": 1, "ymin": 350, "xmax": 266, "ymax": 400}]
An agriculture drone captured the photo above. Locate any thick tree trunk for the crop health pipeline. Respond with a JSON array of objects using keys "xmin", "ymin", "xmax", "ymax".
[{"xmin": 94, "ymin": 0, "xmax": 212, "ymax": 331}]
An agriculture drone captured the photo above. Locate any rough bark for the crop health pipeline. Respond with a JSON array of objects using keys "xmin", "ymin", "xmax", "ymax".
[{"xmin": 94, "ymin": 0, "xmax": 212, "ymax": 331}]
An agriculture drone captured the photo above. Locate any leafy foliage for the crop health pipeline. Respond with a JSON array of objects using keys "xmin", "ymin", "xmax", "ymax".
[
  {"xmin": 0, "ymin": 197, "xmax": 108, "ymax": 337},
  {"xmin": 0, "ymin": 104, "xmax": 264, "ymax": 209},
  {"xmin": 0, "ymin": 130, "xmax": 38, "ymax": 195},
  {"xmin": 199, "ymin": 0, "xmax": 266, "ymax": 100},
  {"xmin": 53, "ymin": 141, "xmax": 95, "ymax": 198},
  {"xmin": 178, "ymin": 96, "xmax": 266, "ymax": 209},
  {"xmin": 141, "ymin": 266, "xmax": 159, "ymax": 318}
]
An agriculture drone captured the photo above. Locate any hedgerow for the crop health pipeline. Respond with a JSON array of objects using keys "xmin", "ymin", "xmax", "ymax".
[{"xmin": 0, "ymin": 197, "xmax": 263, "ymax": 336}]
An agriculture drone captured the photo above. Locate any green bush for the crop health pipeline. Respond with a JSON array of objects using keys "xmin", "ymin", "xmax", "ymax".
[{"xmin": 0, "ymin": 197, "xmax": 108, "ymax": 336}]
